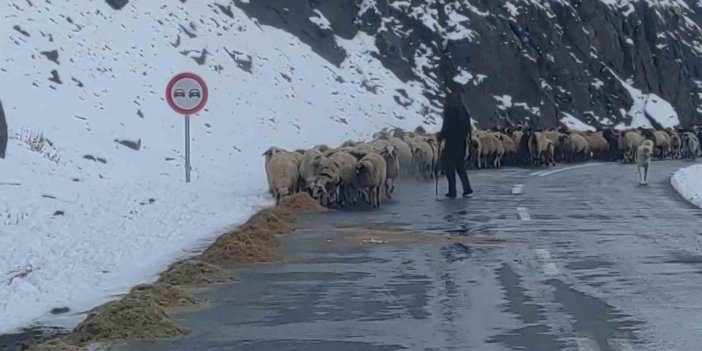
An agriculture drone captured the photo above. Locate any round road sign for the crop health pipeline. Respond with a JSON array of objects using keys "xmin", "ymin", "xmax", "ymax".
[{"xmin": 166, "ymin": 73, "xmax": 208, "ymax": 115}]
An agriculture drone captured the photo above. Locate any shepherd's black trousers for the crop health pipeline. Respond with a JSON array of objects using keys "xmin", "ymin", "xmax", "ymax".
[{"xmin": 442, "ymin": 145, "xmax": 472, "ymax": 196}]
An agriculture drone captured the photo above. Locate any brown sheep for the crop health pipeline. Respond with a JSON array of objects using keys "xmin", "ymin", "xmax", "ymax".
[
  {"xmin": 652, "ymin": 130, "xmax": 671, "ymax": 159},
  {"xmin": 558, "ymin": 133, "xmax": 590, "ymax": 163},
  {"xmin": 527, "ymin": 131, "xmax": 550, "ymax": 166},
  {"xmin": 543, "ymin": 139, "xmax": 556, "ymax": 167},
  {"xmin": 466, "ymin": 134, "xmax": 482, "ymax": 170},
  {"xmin": 379, "ymin": 145, "xmax": 401, "ymax": 199},
  {"xmin": 584, "ymin": 132, "xmax": 609, "ymax": 160},
  {"xmin": 479, "ymin": 134, "xmax": 505, "ymax": 169},
  {"xmin": 618, "ymin": 131, "xmax": 644, "ymax": 163},
  {"xmin": 494, "ymin": 132, "xmax": 516, "ymax": 165}
]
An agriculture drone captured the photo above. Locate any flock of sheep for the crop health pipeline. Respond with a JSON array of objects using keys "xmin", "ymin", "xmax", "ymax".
[
  {"xmin": 264, "ymin": 124, "xmax": 702, "ymax": 208},
  {"xmin": 468, "ymin": 126, "xmax": 701, "ymax": 168}
]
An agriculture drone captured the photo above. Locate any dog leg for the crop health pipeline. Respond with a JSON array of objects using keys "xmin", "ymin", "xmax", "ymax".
[{"xmin": 636, "ymin": 165, "xmax": 643, "ymax": 185}]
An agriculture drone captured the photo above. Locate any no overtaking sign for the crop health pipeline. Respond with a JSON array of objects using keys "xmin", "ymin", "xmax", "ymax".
[{"xmin": 166, "ymin": 73, "xmax": 209, "ymax": 183}]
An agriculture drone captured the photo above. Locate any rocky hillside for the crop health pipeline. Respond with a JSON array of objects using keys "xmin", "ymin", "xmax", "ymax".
[{"xmin": 239, "ymin": 0, "xmax": 702, "ymax": 129}]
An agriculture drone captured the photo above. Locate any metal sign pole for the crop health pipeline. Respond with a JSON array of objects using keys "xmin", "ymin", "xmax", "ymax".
[{"xmin": 185, "ymin": 115, "xmax": 191, "ymax": 183}]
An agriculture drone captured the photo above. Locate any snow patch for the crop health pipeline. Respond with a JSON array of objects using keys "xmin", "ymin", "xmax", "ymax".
[
  {"xmin": 561, "ymin": 112, "xmax": 596, "ymax": 131},
  {"xmin": 671, "ymin": 164, "xmax": 702, "ymax": 210},
  {"xmin": 608, "ymin": 71, "xmax": 680, "ymax": 129},
  {"xmin": 310, "ymin": 10, "xmax": 332, "ymax": 31}
]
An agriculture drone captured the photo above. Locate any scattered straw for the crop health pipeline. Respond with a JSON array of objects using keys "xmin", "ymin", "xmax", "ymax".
[
  {"xmin": 277, "ymin": 193, "xmax": 328, "ymax": 213},
  {"xmin": 28, "ymin": 339, "xmax": 83, "ymax": 351},
  {"xmin": 63, "ymin": 284, "xmax": 192, "ymax": 346},
  {"xmin": 157, "ymin": 260, "xmax": 228, "ymax": 286}
]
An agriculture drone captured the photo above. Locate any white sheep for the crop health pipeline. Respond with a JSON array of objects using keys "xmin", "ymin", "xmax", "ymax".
[
  {"xmin": 263, "ymin": 150, "xmax": 300, "ymax": 204},
  {"xmin": 298, "ymin": 149, "xmax": 323, "ymax": 192},
  {"xmin": 411, "ymin": 139, "xmax": 434, "ymax": 180},
  {"xmin": 355, "ymin": 152, "xmax": 387, "ymax": 208}
]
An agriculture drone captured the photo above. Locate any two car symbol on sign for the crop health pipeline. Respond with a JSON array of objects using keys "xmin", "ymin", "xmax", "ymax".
[{"xmin": 173, "ymin": 89, "xmax": 201, "ymax": 99}]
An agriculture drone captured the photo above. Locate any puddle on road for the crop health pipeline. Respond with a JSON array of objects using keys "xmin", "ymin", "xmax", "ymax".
[
  {"xmin": 565, "ymin": 259, "xmax": 614, "ymax": 271},
  {"xmin": 488, "ymin": 264, "xmax": 564, "ymax": 350},
  {"xmin": 547, "ymin": 279, "xmax": 642, "ymax": 350},
  {"xmin": 328, "ymin": 226, "xmax": 526, "ymax": 249}
]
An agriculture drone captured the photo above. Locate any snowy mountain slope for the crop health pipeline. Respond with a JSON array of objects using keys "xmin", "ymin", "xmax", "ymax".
[
  {"xmin": 0, "ymin": 1, "xmax": 436, "ymax": 333},
  {"xmin": 245, "ymin": 0, "xmax": 702, "ymax": 129}
]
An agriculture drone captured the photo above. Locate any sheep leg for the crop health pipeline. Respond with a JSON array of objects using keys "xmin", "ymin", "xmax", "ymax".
[
  {"xmin": 643, "ymin": 163, "xmax": 649, "ymax": 185},
  {"xmin": 376, "ymin": 186, "xmax": 382, "ymax": 207},
  {"xmin": 385, "ymin": 178, "xmax": 393, "ymax": 199}
]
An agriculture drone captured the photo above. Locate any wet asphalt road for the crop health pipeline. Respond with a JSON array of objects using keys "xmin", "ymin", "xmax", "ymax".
[{"xmin": 120, "ymin": 160, "xmax": 702, "ymax": 351}]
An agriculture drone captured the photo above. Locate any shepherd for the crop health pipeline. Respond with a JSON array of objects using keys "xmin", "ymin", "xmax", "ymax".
[{"xmin": 437, "ymin": 91, "xmax": 474, "ymax": 198}]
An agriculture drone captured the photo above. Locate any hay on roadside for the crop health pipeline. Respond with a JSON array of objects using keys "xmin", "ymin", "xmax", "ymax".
[
  {"xmin": 28, "ymin": 339, "xmax": 84, "ymax": 351},
  {"xmin": 199, "ymin": 224, "xmax": 281, "ymax": 265},
  {"xmin": 157, "ymin": 259, "xmax": 228, "ymax": 286},
  {"xmin": 127, "ymin": 284, "xmax": 196, "ymax": 307},
  {"xmin": 199, "ymin": 206, "xmax": 300, "ymax": 265},
  {"xmin": 277, "ymin": 193, "xmax": 328, "ymax": 213},
  {"xmin": 245, "ymin": 207, "xmax": 296, "ymax": 234},
  {"xmin": 63, "ymin": 284, "xmax": 192, "ymax": 346}
]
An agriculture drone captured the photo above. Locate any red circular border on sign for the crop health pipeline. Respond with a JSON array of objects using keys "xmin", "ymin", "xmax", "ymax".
[{"xmin": 166, "ymin": 72, "xmax": 209, "ymax": 115}]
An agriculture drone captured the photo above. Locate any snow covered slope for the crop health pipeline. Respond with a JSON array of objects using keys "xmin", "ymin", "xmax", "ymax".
[
  {"xmin": 671, "ymin": 164, "xmax": 702, "ymax": 209},
  {"xmin": 0, "ymin": 1, "xmax": 435, "ymax": 333}
]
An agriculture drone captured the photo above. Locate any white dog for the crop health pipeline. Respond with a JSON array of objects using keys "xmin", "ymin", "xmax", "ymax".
[{"xmin": 637, "ymin": 140, "xmax": 654, "ymax": 185}]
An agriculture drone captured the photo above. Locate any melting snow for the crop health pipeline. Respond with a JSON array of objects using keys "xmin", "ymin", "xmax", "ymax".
[{"xmin": 672, "ymin": 165, "xmax": 702, "ymax": 210}]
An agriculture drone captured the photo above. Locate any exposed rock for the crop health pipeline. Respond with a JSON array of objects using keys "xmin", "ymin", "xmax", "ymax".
[
  {"xmin": 0, "ymin": 100, "xmax": 7, "ymax": 159},
  {"xmin": 13, "ymin": 25, "xmax": 29, "ymax": 37},
  {"xmin": 234, "ymin": 0, "xmax": 702, "ymax": 128},
  {"xmin": 40, "ymin": 50, "xmax": 59, "ymax": 64},
  {"xmin": 48, "ymin": 70, "xmax": 62, "ymax": 84},
  {"xmin": 105, "ymin": 0, "xmax": 128, "ymax": 10},
  {"xmin": 114, "ymin": 139, "xmax": 141, "ymax": 151}
]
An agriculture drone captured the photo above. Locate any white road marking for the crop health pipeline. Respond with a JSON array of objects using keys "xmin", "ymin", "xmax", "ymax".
[
  {"xmin": 608, "ymin": 338, "xmax": 634, "ymax": 351},
  {"xmin": 576, "ymin": 337, "xmax": 601, "ymax": 351},
  {"xmin": 516, "ymin": 207, "xmax": 531, "ymax": 221},
  {"xmin": 537, "ymin": 163, "xmax": 606, "ymax": 177},
  {"xmin": 529, "ymin": 170, "xmax": 545, "ymax": 176},
  {"xmin": 535, "ymin": 248, "xmax": 559, "ymax": 276},
  {"xmin": 511, "ymin": 184, "xmax": 524, "ymax": 194}
]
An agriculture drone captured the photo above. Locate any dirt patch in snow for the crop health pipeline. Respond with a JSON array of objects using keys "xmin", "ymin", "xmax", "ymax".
[
  {"xmin": 157, "ymin": 259, "xmax": 229, "ymax": 286},
  {"xmin": 62, "ymin": 284, "xmax": 193, "ymax": 346}
]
